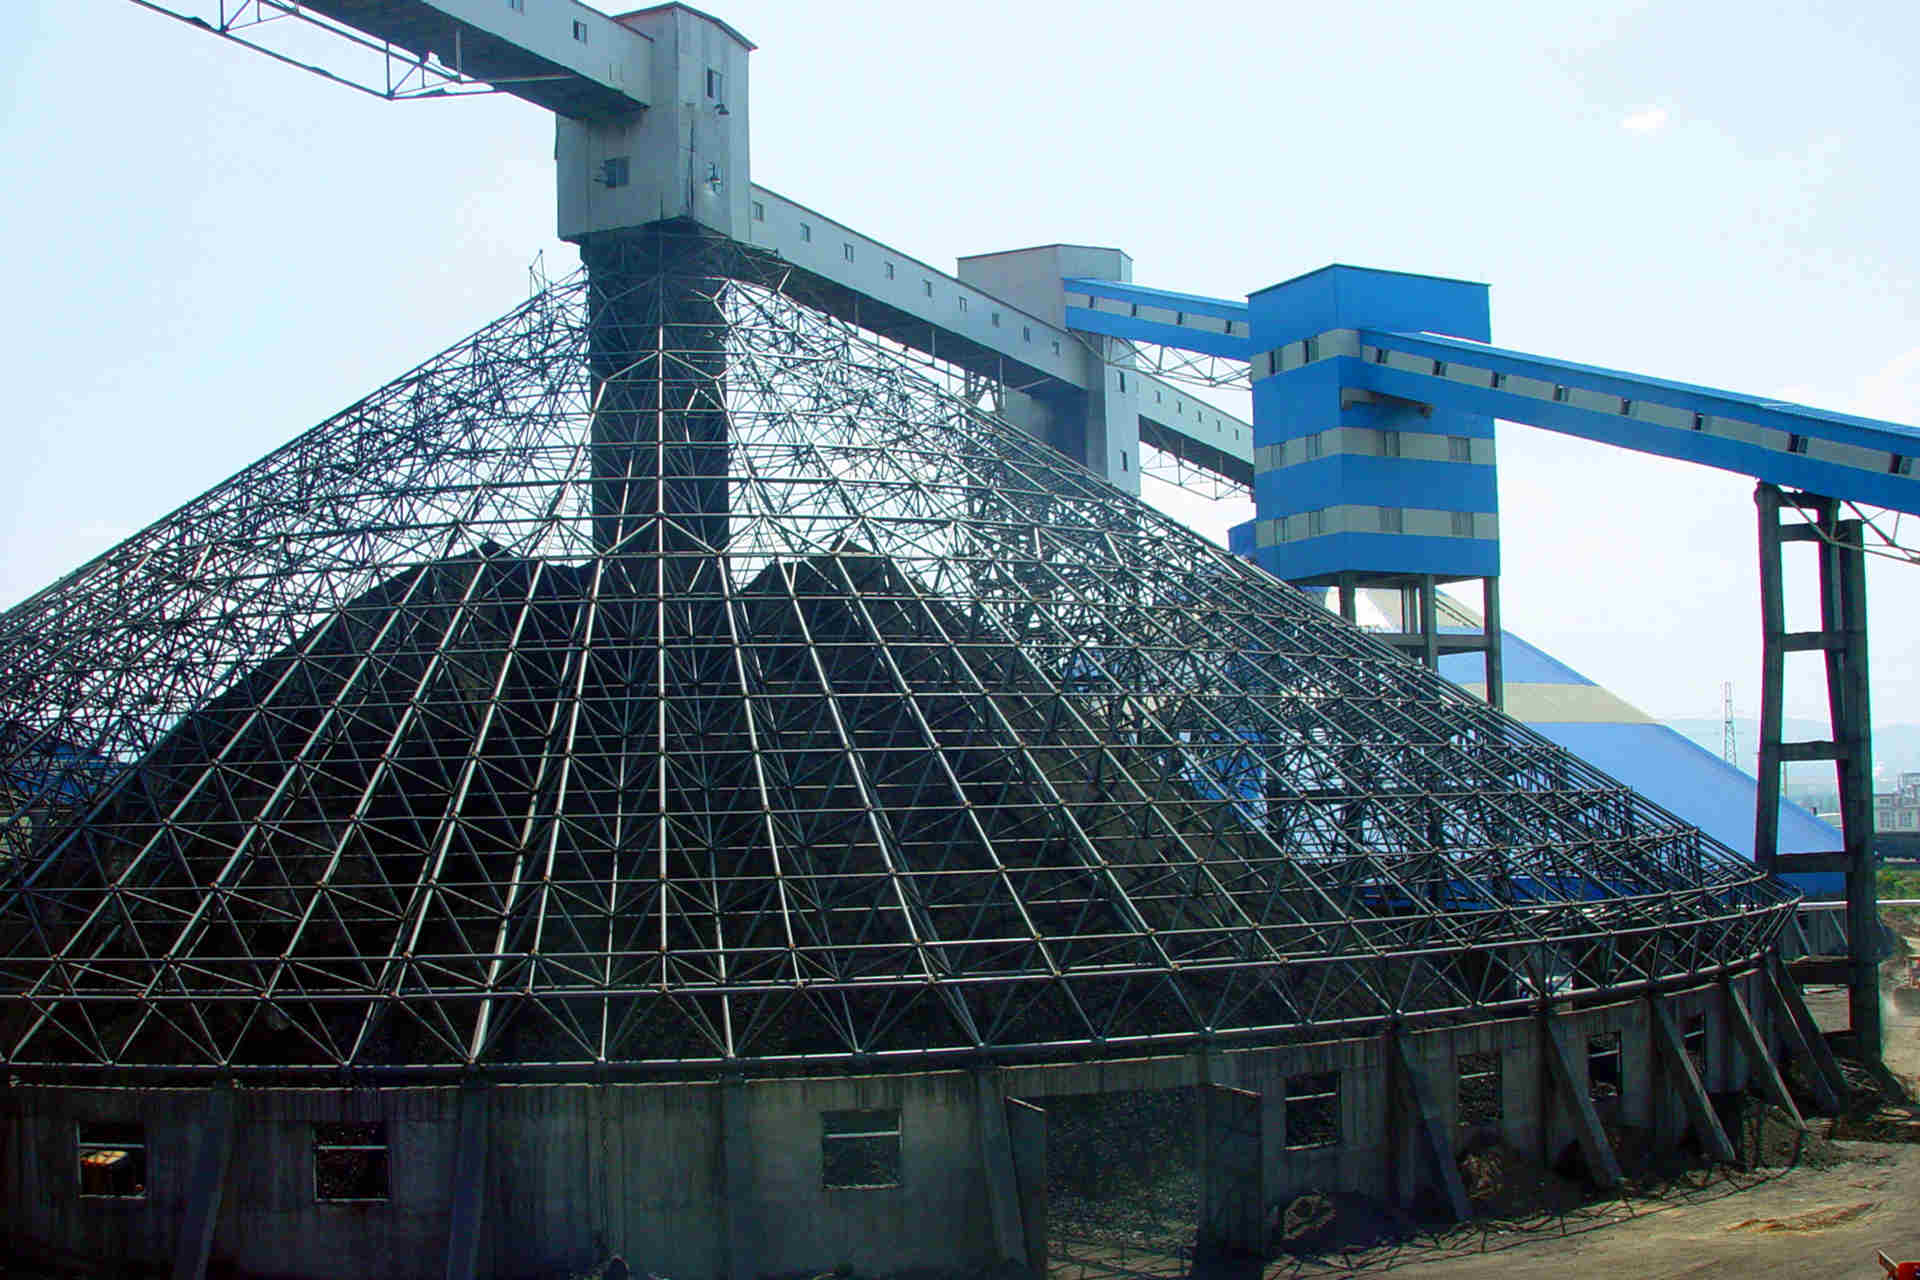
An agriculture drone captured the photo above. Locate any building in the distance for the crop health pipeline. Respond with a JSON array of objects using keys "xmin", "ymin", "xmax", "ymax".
[{"xmin": 1875, "ymin": 772, "xmax": 1920, "ymax": 832}]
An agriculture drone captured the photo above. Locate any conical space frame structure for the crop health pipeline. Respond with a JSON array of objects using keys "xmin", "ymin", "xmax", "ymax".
[{"xmin": 0, "ymin": 230, "xmax": 1791, "ymax": 1080}]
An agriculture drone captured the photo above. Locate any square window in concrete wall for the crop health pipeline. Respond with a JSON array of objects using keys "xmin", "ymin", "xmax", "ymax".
[
  {"xmin": 1587, "ymin": 1031, "xmax": 1623, "ymax": 1123},
  {"xmin": 1457, "ymin": 1051, "xmax": 1502, "ymax": 1127},
  {"xmin": 314, "ymin": 1123, "xmax": 390, "ymax": 1203},
  {"xmin": 1682, "ymin": 1014, "xmax": 1707, "ymax": 1080},
  {"xmin": 1284, "ymin": 1072, "xmax": 1340, "ymax": 1149},
  {"xmin": 77, "ymin": 1121, "xmax": 147, "ymax": 1199},
  {"xmin": 821, "ymin": 1108, "xmax": 901, "ymax": 1189}
]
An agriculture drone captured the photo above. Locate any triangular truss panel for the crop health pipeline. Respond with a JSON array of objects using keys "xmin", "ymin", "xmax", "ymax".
[{"xmin": 0, "ymin": 230, "xmax": 1792, "ymax": 1078}]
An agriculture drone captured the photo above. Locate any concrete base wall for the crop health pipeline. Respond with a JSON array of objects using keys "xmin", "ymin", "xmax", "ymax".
[
  {"xmin": 0, "ymin": 1072, "xmax": 999, "ymax": 1280},
  {"xmin": 0, "ymin": 976, "xmax": 1774, "ymax": 1277}
]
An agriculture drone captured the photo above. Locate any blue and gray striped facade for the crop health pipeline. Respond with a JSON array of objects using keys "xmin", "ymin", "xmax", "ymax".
[{"xmin": 1227, "ymin": 265, "xmax": 1499, "ymax": 585}]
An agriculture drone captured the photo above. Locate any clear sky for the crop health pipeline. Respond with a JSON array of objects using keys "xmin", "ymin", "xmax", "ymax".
[{"xmin": 3, "ymin": 0, "xmax": 1918, "ymax": 740}]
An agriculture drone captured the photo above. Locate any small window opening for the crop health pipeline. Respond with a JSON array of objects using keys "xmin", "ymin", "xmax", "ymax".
[
  {"xmin": 507, "ymin": 0, "xmax": 524, "ymax": 11},
  {"xmin": 1285, "ymin": 1071, "xmax": 1340, "ymax": 1149},
  {"xmin": 923, "ymin": 279, "xmax": 934, "ymax": 297},
  {"xmin": 1587, "ymin": 1031, "xmax": 1623, "ymax": 1118},
  {"xmin": 1448, "ymin": 435, "xmax": 1472, "ymax": 462},
  {"xmin": 1380, "ymin": 429, "xmax": 1401, "ymax": 458},
  {"xmin": 1306, "ymin": 509, "xmax": 1326, "ymax": 537},
  {"xmin": 597, "ymin": 156, "xmax": 630, "ymax": 189},
  {"xmin": 1051, "ymin": 340, "xmax": 1061, "ymax": 355},
  {"xmin": 1457, "ymin": 1051, "xmax": 1502, "ymax": 1127},
  {"xmin": 1892, "ymin": 454, "xmax": 1913, "ymax": 477},
  {"xmin": 1490, "ymin": 370, "xmax": 1506, "ymax": 389},
  {"xmin": 1378, "ymin": 507, "xmax": 1403, "ymax": 534},
  {"xmin": 751, "ymin": 200, "xmax": 765, "ymax": 222},
  {"xmin": 1788, "ymin": 434, "xmax": 1809, "ymax": 454},
  {"xmin": 1552, "ymin": 384, "xmax": 1569, "ymax": 403},
  {"xmin": 77, "ymin": 1122, "xmax": 147, "ymax": 1199},
  {"xmin": 572, "ymin": 19, "xmax": 589, "ymax": 41},
  {"xmin": 705, "ymin": 68, "xmax": 724, "ymax": 100},
  {"xmin": 1116, "ymin": 373, "xmax": 1125, "ymax": 392},
  {"xmin": 842, "ymin": 243, "xmax": 855, "ymax": 262},
  {"xmin": 822, "ymin": 1108, "xmax": 901, "ymax": 1189},
  {"xmin": 1451, "ymin": 510, "xmax": 1474, "ymax": 537},
  {"xmin": 1693, "ymin": 411, "xmax": 1707, "ymax": 431},
  {"xmin": 884, "ymin": 262, "xmax": 895, "ymax": 280},
  {"xmin": 799, "ymin": 223, "xmax": 811, "ymax": 243},
  {"xmin": 1620, "ymin": 397, "xmax": 1634, "ymax": 415},
  {"xmin": 1373, "ymin": 346, "xmax": 1389, "ymax": 364},
  {"xmin": 1432, "ymin": 358, "xmax": 1447, "ymax": 377},
  {"xmin": 1682, "ymin": 1014, "xmax": 1707, "ymax": 1080},
  {"xmin": 992, "ymin": 311, "xmax": 1002, "ymax": 327},
  {"xmin": 1121, "ymin": 451, "xmax": 1129, "ymax": 472},
  {"xmin": 957, "ymin": 296, "xmax": 968, "ymax": 312},
  {"xmin": 1022, "ymin": 325, "xmax": 1031, "ymax": 342},
  {"xmin": 314, "ymin": 1123, "xmax": 391, "ymax": 1203}
]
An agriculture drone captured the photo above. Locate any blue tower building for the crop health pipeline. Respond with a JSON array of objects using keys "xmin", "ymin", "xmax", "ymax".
[{"xmin": 1229, "ymin": 266, "xmax": 1504, "ymax": 701}]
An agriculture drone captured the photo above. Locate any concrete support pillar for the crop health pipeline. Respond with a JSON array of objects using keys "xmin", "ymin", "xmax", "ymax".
[
  {"xmin": 973, "ymin": 1069, "xmax": 1026, "ymax": 1266},
  {"xmin": 1004, "ymin": 1097, "xmax": 1048, "ymax": 1279},
  {"xmin": 954, "ymin": 243, "xmax": 1141, "ymax": 492},
  {"xmin": 1197, "ymin": 1082, "xmax": 1264, "ymax": 1257},
  {"xmin": 582, "ymin": 227, "xmax": 733, "ymax": 587},
  {"xmin": 170, "ymin": 1083, "xmax": 235, "ymax": 1280},
  {"xmin": 1540, "ymin": 1017, "xmax": 1622, "ymax": 1188},
  {"xmin": 444, "ymin": 1085, "xmax": 492, "ymax": 1280},
  {"xmin": 1724, "ymin": 979, "xmax": 1807, "ymax": 1132},
  {"xmin": 720, "ymin": 1079, "xmax": 753, "ymax": 1280},
  {"xmin": 1481, "ymin": 575, "xmax": 1505, "ymax": 710},
  {"xmin": 1390, "ymin": 1028, "xmax": 1472, "ymax": 1222},
  {"xmin": 1647, "ymin": 998, "xmax": 1734, "ymax": 1164},
  {"xmin": 1764, "ymin": 955, "xmax": 1846, "ymax": 1112}
]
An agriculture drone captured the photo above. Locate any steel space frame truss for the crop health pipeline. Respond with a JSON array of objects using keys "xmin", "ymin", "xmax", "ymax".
[
  {"xmin": 130, "ymin": 0, "xmax": 503, "ymax": 103},
  {"xmin": 0, "ymin": 237, "xmax": 1792, "ymax": 1080},
  {"xmin": 1089, "ymin": 334, "xmax": 1252, "ymax": 392}
]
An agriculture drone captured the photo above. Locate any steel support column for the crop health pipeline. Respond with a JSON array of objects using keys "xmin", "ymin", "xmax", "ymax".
[
  {"xmin": 1363, "ymin": 573, "xmax": 1504, "ymax": 710},
  {"xmin": 1754, "ymin": 483, "xmax": 1879, "ymax": 1062}
]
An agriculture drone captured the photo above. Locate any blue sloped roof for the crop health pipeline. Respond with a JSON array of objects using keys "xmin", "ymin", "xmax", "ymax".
[
  {"xmin": 1437, "ymin": 630, "xmax": 1843, "ymax": 895},
  {"xmin": 1439, "ymin": 631, "xmax": 1592, "ymax": 688},
  {"xmin": 1533, "ymin": 721, "xmax": 1842, "ymax": 896}
]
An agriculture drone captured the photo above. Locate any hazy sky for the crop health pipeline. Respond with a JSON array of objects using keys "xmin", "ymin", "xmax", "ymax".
[{"xmin": 3, "ymin": 0, "xmax": 1918, "ymax": 735}]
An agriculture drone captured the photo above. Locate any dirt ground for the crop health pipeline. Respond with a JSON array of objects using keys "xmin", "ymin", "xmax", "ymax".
[
  {"xmin": 1050, "ymin": 971, "xmax": 1920, "ymax": 1280},
  {"xmin": 1049, "ymin": 1146, "xmax": 1920, "ymax": 1279},
  {"xmin": 1263, "ymin": 1145, "xmax": 1920, "ymax": 1279}
]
